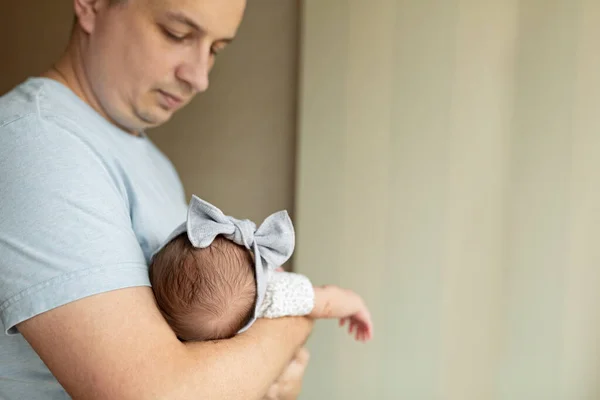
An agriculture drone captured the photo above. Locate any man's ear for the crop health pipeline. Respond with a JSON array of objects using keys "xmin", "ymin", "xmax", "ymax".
[{"xmin": 73, "ymin": 0, "xmax": 104, "ymax": 34}]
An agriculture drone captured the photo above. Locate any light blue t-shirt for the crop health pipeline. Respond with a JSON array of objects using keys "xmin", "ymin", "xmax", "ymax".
[{"xmin": 0, "ymin": 78, "xmax": 188, "ymax": 398}]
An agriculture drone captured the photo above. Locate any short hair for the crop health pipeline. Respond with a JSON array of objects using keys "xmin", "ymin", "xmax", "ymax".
[{"xmin": 149, "ymin": 234, "xmax": 257, "ymax": 341}]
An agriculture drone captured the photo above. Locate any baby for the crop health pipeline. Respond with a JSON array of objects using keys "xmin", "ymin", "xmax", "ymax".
[{"xmin": 149, "ymin": 195, "xmax": 373, "ymax": 342}]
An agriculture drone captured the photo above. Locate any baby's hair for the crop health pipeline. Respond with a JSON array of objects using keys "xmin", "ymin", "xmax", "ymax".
[{"xmin": 150, "ymin": 233, "xmax": 257, "ymax": 341}]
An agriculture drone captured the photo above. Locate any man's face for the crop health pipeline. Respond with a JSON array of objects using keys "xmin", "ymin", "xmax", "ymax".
[{"xmin": 83, "ymin": 0, "xmax": 246, "ymax": 131}]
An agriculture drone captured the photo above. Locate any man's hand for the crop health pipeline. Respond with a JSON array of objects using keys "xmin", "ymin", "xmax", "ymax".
[{"xmin": 263, "ymin": 347, "xmax": 310, "ymax": 400}]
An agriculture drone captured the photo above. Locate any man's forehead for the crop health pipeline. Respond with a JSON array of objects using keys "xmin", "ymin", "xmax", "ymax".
[{"xmin": 143, "ymin": 0, "xmax": 245, "ymax": 38}]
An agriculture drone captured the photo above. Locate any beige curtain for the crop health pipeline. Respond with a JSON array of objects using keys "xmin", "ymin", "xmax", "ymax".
[{"xmin": 294, "ymin": 1, "xmax": 600, "ymax": 399}]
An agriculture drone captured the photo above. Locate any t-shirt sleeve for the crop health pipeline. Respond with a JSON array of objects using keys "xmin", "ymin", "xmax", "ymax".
[{"xmin": 0, "ymin": 116, "xmax": 150, "ymax": 335}]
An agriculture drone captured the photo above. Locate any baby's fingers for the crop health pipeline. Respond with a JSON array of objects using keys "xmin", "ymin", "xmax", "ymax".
[
  {"xmin": 357, "ymin": 312, "xmax": 374, "ymax": 340},
  {"xmin": 353, "ymin": 320, "xmax": 373, "ymax": 342}
]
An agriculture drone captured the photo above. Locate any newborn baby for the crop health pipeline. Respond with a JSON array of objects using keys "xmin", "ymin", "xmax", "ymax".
[{"xmin": 149, "ymin": 195, "xmax": 373, "ymax": 342}]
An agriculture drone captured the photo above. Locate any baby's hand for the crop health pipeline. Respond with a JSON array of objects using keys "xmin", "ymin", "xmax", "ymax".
[
  {"xmin": 311, "ymin": 285, "xmax": 374, "ymax": 342},
  {"xmin": 339, "ymin": 306, "xmax": 373, "ymax": 343}
]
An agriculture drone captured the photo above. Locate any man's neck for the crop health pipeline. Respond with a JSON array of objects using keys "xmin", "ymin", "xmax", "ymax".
[{"xmin": 41, "ymin": 34, "xmax": 141, "ymax": 137}]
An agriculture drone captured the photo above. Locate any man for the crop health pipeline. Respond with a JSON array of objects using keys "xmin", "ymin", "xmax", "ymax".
[{"xmin": 0, "ymin": 0, "xmax": 312, "ymax": 399}]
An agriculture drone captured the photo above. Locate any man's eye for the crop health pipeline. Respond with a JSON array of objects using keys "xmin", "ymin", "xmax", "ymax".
[
  {"xmin": 210, "ymin": 46, "xmax": 226, "ymax": 56},
  {"xmin": 163, "ymin": 28, "xmax": 186, "ymax": 42}
]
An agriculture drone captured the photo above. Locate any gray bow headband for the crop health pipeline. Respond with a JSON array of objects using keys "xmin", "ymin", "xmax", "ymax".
[{"xmin": 153, "ymin": 195, "xmax": 295, "ymax": 333}]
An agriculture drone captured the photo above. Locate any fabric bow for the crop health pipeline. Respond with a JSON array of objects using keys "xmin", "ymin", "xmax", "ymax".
[{"xmin": 185, "ymin": 195, "xmax": 295, "ymax": 269}]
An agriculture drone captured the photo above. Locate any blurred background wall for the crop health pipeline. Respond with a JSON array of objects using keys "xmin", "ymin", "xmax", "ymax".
[
  {"xmin": 3, "ymin": 1, "xmax": 600, "ymax": 399},
  {"xmin": 296, "ymin": 1, "xmax": 600, "ymax": 399}
]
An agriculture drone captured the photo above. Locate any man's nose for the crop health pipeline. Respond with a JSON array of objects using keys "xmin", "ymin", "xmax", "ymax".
[{"xmin": 177, "ymin": 51, "xmax": 211, "ymax": 93}]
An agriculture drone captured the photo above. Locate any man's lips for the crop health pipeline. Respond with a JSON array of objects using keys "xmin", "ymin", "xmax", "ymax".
[{"xmin": 158, "ymin": 90, "xmax": 184, "ymax": 109}]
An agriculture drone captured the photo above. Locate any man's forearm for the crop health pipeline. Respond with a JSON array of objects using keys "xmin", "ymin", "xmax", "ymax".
[
  {"xmin": 173, "ymin": 316, "xmax": 313, "ymax": 400},
  {"xmin": 18, "ymin": 287, "xmax": 312, "ymax": 400}
]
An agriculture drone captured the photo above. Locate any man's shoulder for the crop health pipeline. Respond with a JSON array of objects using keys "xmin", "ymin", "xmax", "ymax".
[
  {"xmin": 0, "ymin": 78, "xmax": 44, "ymax": 127},
  {"xmin": 0, "ymin": 78, "xmax": 76, "ymax": 141},
  {"xmin": 1, "ymin": 77, "xmax": 103, "ymax": 137},
  {"xmin": 0, "ymin": 78, "xmax": 118, "ymax": 166},
  {"xmin": 0, "ymin": 85, "xmax": 91, "ymax": 162},
  {"xmin": 0, "ymin": 80, "xmax": 120, "ymax": 194}
]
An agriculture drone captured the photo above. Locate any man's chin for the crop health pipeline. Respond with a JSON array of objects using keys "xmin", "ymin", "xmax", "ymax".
[{"xmin": 136, "ymin": 108, "xmax": 173, "ymax": 129}]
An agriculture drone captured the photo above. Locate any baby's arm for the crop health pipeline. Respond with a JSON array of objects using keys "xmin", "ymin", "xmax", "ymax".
[
  {"xmin": 258, "ymin": 271, "xmax": 373, "ymax": 342},
  {"xmin": 310, "ymin": 285, "xmax": 373, "ymax": 342}
]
